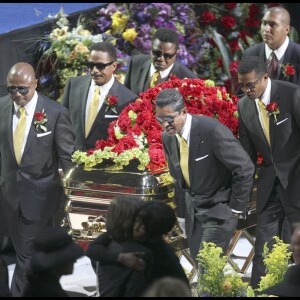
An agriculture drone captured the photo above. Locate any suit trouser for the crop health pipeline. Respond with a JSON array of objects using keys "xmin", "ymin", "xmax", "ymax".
[
  {"xmin": 187, "ymin": 212, "xmax": 238, "ymax": 263},
  {"xmin": 2, "ymin": 202, "xmax": 52, "ymax": 297},
  {"xmin": 251, "ymin": 179, "xmax": 300, "ymax": 289}
]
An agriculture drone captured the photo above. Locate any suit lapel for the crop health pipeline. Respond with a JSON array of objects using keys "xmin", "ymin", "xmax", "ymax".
[
  {"xmin": 188, "ymin": 116, "xmax": 202, "ymax": 188},
  {"xmin": 22, "ymin": 96, "xmax": 45, "ymax": 158},
  {"xmin": 279, "ymin": 41, "xmax": 293, "ymax": 80},
  {"xmin": 140, "ymin": 59, "xmax": 151, "ymax": 91},
  {"xmin": 3, "ymin": 100, "xmax": 14, "ymax": 157},
  {"xmin": 81, "ymin": 78, "xmax": 92, "ymax": 137},
  {"xmin": 269, "ymin": 83, "xmax": 281, "ymax": 149}
]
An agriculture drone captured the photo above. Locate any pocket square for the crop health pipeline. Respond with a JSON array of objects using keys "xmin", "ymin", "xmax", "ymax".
[
  {"xmin": 104, "ymin": 115, "xmax": 118, "ymax": 118},
  {"xmin": 195, "ymin": 154, "xmax": 209, "ymax": 161},
  {"xmin": 37, "ymin": 131, "xmax": 52, "ymax": 138},
  {"xmin": 276, "ymin": 118, "xmax": 288, "ymax": 125}
]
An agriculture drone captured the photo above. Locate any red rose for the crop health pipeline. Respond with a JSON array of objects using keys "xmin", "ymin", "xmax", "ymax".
[
  {"xmin": 266, "ymin": 102, "xmax": 278, "ymax": 113},
  {"xmin": 201, "ymin": 11, "xmax": 216, "ymax": 24},
  {"xmin": 35, "ymin": 112, "xmax": 45, "ymax": 121},
  {"xmin": 107, "ymin": 95, "xmax": 118, "ymax": 106},
  {"xmin": 220, "ymin": 16, "xmax": 236, "ymax": 30},
  {"xmin": 285, "ymin": 65, "xmax": 295, "ymax": 76},
  {"xmin": 146, "ymin": 143, "xmax": 167, "ymax": 171}
]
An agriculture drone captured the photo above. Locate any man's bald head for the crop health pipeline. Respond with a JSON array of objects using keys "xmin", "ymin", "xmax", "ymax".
[
  {"xmin": 267, "ymin": 6, "xmax": 290, "ymax": 26},
  {"xmin": 7, "ymin": 62, "xmax": 36, "ymax": 83},
  {"xmin": 7, "ymin": 62, "xmax": 38, "ymax": 107}
]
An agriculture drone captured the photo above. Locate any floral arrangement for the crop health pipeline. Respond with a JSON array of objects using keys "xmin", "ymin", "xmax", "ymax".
[
  {"xmin": 72, "ymin": 76, "xmax": 239, "ymax": 172},
  {"xmin": 34, "ymin": 109, "xmax": 48, "ymax": 132},
  {"xmin": 33, "ymin": 3, "xmax": 283, "ymax": 101},
  {"xmin": 266, "ymin": 102, "xmax": 280, "ymax": 122},
  {"xmin": 256, "ymin": 236, "xmax": 292, "ymax": 295},
  {"xmin": 281, "ymin": 63, "xmax": 296, "ymax": 78},
  {"xmin": 104, "ymin": 95, "xmax": 118, "ymax": 113},
  {"xmin": 195, "ymin": 241, "xmax": 254, "ymax": 297}
]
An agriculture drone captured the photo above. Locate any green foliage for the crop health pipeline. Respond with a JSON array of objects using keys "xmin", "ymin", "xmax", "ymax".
[
  {"xmin": 196, "ymin": 242, "xmax": 251, "ymax": 297},
  {"xmin": 256, "ymin": 236, "xmax": 292, "ymax": 294}
]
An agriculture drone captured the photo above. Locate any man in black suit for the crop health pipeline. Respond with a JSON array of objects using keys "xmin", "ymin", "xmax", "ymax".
[
  {"xmin": 237, "ymin": 56, "xmax": 300, "ymax": 288},
  {"xmin": 124, "ymin": 27, "xmax": 197, "ymax": 96},
  {"xmin": 0, "ymin": 62, "xmax": 75, "ymax": 296},
  {"xmin": 155, "ymin": 88, "xmax": 255, "ymax": 263},
  {"xmin": 243, "ymin": 6, "xmax": 300, "ymax": 85},
  {"xmin": 242, "ymin": 5, "xmax": 300, "ymax": 253},
  {"xmin": 61, "ymin": 42, "xmax": 137, "ymax": 151}
]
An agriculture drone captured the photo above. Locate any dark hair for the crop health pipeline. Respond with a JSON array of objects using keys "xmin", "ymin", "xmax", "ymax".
[
  {"xmin": 106, "ymin": 196, "xmax": 143, "ymax": 242},
  {"xmin": 156, "ymin": 88, "xmax": 184, "ymax": 111},
  {"xmin": 89, "ymin": 42, "xmax": 117, "ymax": 61},
  {"xmin": 136, "ymin": 200, "xmax": 176, "ymax": 240},
  {"xmin": 153, "ymin": 27, "xmax": 179, "ymax": 49},
  {"xmin": 237, "ymin": 56, "xmax": 267, "ymax": 77}
]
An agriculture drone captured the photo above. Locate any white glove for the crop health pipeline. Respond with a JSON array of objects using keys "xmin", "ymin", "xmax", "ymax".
[{"xmin": 177, "ymin": 217, "xmax": 187, "ymax": 238}]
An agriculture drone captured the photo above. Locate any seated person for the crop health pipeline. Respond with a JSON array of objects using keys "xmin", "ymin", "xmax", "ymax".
[{"xmin": 22, "ymin": 227, "xmax": 84, "ymax": 297}]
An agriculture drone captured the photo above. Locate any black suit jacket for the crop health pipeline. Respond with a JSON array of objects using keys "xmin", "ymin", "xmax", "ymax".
[
  {"xmin": 162, "ymin": 115, "xmax": 255, "ymax": 219},
  {"xmin": 243, "ymin": 40, "xmax": 300, "ymax": 85},
  {"xmin": 124, "ymin": 54, "xmax": 197, "ymax": 96},
  {"xmin": 61, "ymin": 76, "xmax": 137, "ymax": 151},
  {"xmin": 238, "ymin": 80, "xmax": 300, "ymax": 213},
  {"xmin": 0, "ymin": 93, "xmax": 75, "ymax": 221}
]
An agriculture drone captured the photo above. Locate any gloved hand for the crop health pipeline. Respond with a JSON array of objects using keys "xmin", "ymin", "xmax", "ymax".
[{"xmin": 177, "ymin": 217, "xmax": 187, "ymax": 238}]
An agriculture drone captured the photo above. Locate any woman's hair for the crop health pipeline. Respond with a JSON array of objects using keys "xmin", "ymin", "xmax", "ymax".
[
  {"xmin": 106, "ymin": 196, "xmax": 143, "ymax": 242},
  {"xmin": 136, "ymin": 200, "xmax": 176, "ymax": 240}
]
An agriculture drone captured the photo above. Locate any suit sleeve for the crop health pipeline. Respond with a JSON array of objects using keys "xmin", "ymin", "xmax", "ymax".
[
  {"xmin": 86, "ymin": 232, "xmax": 119, "ymax": 263},
  {"xmin": 60, "ymin": 78, "xmax": 71, "ymax": 109},
  {"xmin": 54, "ymin": 106, "xmax": 75, "ymax": 173},
  {"xmin": 162, "ymin": 136, "xmax": 185, "ymax": 218},
  {"xmin": 124, "ymin": 57, "xmax": 133, "ymax": 90},
  {"xmin": 237, "ymin": 102, "xmax": 258, "ymax": 165},
  {"xmin": 212, "ymin": 123, "xmax": 255, "ymax": 212}
]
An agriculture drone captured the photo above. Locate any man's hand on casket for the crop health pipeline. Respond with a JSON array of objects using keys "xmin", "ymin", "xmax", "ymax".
[{"xmin": 177, "ymin": 217, "xmax": 187, "ymax": 238}]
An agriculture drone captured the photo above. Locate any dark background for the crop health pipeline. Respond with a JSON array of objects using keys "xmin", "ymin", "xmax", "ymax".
[{"xmin": 0, "ymin": 3, "xmax": 299, "ymax": 98}]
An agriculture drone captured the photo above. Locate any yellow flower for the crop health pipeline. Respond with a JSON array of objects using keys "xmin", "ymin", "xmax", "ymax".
[
  {"xmin": 122, "ymin": 28, "xmax": 138, "ymax": 43},
  {"xmin": 74, "ymin": 43, "xmax": 90, "ymax": 55},
  {"xmin": 79, "ymin": 29, "xmax": 92, "ymax": 36},
  {"xmin": 111, "ymin": 11, "xmax": 128, "ymax": 34}
]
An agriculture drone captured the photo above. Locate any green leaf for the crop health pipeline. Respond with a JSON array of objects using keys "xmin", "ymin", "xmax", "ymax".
[
  {"xmin": 289, "ymin": 26, "xmax": 299, "ymax": 43},
  {"xmin": 211, "ymin": 29, "xmax": 233, "ymax": 78}
]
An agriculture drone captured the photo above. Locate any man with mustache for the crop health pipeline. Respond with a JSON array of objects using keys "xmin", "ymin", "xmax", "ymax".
[{"xmin": 61, "ymin": 42, "xmax": 137, "ymax": 151}]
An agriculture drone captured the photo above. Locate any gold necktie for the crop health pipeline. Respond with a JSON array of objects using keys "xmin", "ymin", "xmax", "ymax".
[
  {"xmin": 258, "ymin": 99, "xmax": 270, "ymax": 145},
  {"xmin": 85, "ymin": 86, "xmax": 100, "ymax": 138},
  {"xmin": 150, "ymin": 71, "xmax": 160, "ymax": 88},
  {"xmin": 179, "ymin": 135, "xmax": 190, "ymax": 187},
  {"xmin": 14, "ymin": 107, "xmax": 27, "ymax": 165}
]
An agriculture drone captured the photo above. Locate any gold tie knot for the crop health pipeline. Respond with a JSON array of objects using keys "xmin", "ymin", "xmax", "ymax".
[
  {"xmin": 19, "ymin": 106, "xmax": 26, "ymax": 117},
  {"xmin": 150, "ymin": 71, "xmax": 160, "ymax": 88}
]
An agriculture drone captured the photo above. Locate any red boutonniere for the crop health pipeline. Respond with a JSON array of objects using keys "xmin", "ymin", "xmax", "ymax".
[
  {"xmin": 266, "ymin": 102, "xmax": 280, "ymax": 122},
  {"xmin": 104, "ymin": 95, "xmax": 118, "ymax": 113},
  {"xmin": 34, "ymin": 109, "xmax": 48, "ymax": 132},
  {"xmin": 281, "ymin": 63, "xmax": 296, "ymax": 78}
]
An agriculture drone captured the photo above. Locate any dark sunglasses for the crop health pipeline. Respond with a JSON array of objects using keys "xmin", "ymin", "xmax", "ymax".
[
  {"xmin": 152, "ymin": 49, "xmax": 177, "ymax": 60},
  {"xmin": 156, "ymin": 109, "xmax": 183, "ymax": 125},
  {"xmin": 86, "ymin": 61, "xmax": 115, "ymax": 70},
  {"xmin": 238, "ymin": 74, "xmax": 265, "ymax": 91},
  {"xmin": 7, "ymin": 86, "xmax": 30, "ymax": 95}
]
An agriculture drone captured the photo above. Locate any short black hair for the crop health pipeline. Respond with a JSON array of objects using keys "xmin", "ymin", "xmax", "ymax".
[
  {"xmin": 89, "ymin": 42, "xmax": 117, "ymax": 61},
  {"xmin": 153, "ymin": 27, "xmax": 179, "ymax": 49},
  {"xmin": 238, "ymin": 56, "xmax": 267, "ymax": 77},
  {"xmin": 136, "ymin": 200, "xmax": 176, "ymax": 239},
  {"xmin": 156, "ymin": 88, "xmax": 184, "ymax": 111}
]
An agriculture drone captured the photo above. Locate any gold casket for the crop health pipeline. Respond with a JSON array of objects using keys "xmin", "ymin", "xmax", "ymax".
[{"xmin": 62, "ymin": 162, "xmax": 184, "ymax": 251}]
